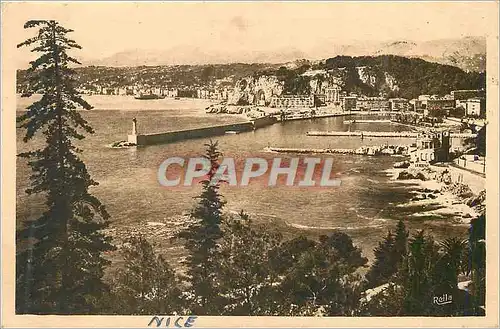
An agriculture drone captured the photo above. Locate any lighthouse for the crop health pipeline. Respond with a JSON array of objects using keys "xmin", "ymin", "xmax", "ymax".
[{"xmin": 132, "ymin": 118, "xmax": 137, "ymax": 135}]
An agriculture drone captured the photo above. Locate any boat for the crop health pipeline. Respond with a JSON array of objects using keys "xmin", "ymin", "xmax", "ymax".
[
  {"xmin": 134, "ymin": 93, "xmax": 165, "ymax": 100},
  {"xmin": 225, "ymin": 131, "xmax": 240, "ymax": 135}
]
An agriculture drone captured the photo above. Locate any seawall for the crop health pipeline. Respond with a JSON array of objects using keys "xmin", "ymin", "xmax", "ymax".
[
  {"xmin": 306, "ymin": 131, "xmax": 477, "ymax": 138},
  {"xmin": 128, "ymin": 115, "xmax": 277, "ymax": 146},
  {"xmin": 252, "ymin": 115, "xmax": 278, "ymax": 129}
]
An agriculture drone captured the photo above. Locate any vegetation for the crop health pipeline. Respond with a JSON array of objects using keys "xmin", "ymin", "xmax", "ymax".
[
  {"xmin": 323, "ymin": 55, "xmax": 485, "ymax": 99},
  {"xmin": 16, "ymin": 20, "xmax": 114, "ymax": 314},
  {"xmin": 106, "ymin": 236, "xmax": 182, "ymax": 315},
  {"xmin": 360, "ymin": 221, "xmax": 484, "ymax": 316},
  {"xmin": 177, "ymin": 140, "xmax": 226, "ymax": 315}
]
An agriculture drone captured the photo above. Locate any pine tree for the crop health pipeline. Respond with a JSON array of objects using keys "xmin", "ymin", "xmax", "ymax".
[
  {"xmin": 217, "ymin": 211, "xmax": 282, "ymax": 315},
  {"xmin": 365, "ymin": 231, "xmax": 396, "ymax": 288},
  {"xmin": 178, "ymin": 140, "xmax": 226, "ymax": 314},
  {"xmin": 394, "ymin": 220, "xmax": 409, "ymax": 258},
  {"xmin": 110, "ymin": 236, "xmax": 182, "ymax": 315},
  {"xmin": 365, "ymin": 221, "xmax": 408, "ymax": 289},
  {"xmin": 467, "ymin": 214, "xmax": 486, "ymax": 313},
  {"xmin": 400, "ymin": 230, "xmax": 441, "ymax": 315},
  {"xmin": 277, "ymin": 232, "xmax": 367, "ymax": 316},
  {"xmin": 16, "ymin": 20, "xmax": 114, "ymax": 314}
]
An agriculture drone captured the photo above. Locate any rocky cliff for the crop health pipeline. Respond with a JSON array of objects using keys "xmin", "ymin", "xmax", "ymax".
[{"xmin": 228, "ymin": 75, "xmax": 284, "ymax": 105}]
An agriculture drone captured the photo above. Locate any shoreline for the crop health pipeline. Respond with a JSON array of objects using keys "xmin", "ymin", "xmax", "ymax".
[{"xmin": 386, "ymin": 165, "xmax": 484, "ymax": 224}]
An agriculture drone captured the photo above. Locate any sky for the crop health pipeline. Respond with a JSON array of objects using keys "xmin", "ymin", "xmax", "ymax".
[{"xmin": 3, "ymin": 1, "xmax": 497, "ymax": 67}]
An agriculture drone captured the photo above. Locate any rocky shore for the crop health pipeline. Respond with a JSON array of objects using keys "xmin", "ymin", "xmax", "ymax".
[
  {"xmin": 390, "ymin": 165, "xmax": 485, "ymax": 222},
  {"xmin": 205, "ymin": 103, "xmax": 274, "ymax": 119}
]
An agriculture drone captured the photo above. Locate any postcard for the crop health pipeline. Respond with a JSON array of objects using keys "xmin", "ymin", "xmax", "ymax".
[{"xmin": 1, "ymin": 1, "xmax": 499, "ymax": 327}]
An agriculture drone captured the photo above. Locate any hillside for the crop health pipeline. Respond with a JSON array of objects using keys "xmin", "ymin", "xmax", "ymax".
[
  {"xmin": 320, "ymin": 55, "xmax": 485, "ymax": 99},
  {"xmin": 249, "ymin": 55, "xmax": 485, "ymax": 99},
  {"xmin": 17, "ymin": 55, "xmax": 485, "ymax": 100}
]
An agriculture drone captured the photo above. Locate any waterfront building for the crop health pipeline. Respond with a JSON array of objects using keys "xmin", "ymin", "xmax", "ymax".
[
  {"xmin": 465, "ymin": 97, "xmax": 486, "ymax": 117},
  {"xmin": 197, "ymin": 89, "xmax": 211, "ymax": 99},
  {"xmin": 452, "ymin": 89, "xmax": 486, "ymax": 109},
  {"xmin": 324, "ymin": 86, "xmax": 341, "ymax": 103},
  {"xmin": 425, "ymin": 98, "xmax": 456, "ymax": 116},
  {"xmin": 269, "ymin": 95, "xmax": 314, "ymax": 108},
  {"xmin": 389, "ymin": 98, "xmax": 410, "ymax": 111},
  {"xmin": 410, "ymin": 132, "xmax": 451, "ymax": 164},
  {"xmin": 342, "ymin": 96, "xmax": 357, "ymax": 111},
  {"xmin": 356, "ymin": 97, "xmax": 390, "ymax": 111}
]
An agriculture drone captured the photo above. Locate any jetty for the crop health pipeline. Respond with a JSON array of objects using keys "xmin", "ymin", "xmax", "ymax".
[
  {"xmin": 265, "ymin": 144, "xmax": 409, "ymax": 156},
  {"xmin": 306, "ymin": 131, "xmax": 477, "ymax": 138},
  {"xmin": 280, "ymin": 112, "xmax": 351, "ymax": 122},
  {"xmin": 266, "ymin": 147, "xmax": 357, "ymax": 155},
  {"xmin": 127, "ymin": 115, "xmax": 277, "ymax": 146},
  {"xmin": 343, "ymin": 119, "xmax": 392, "ymax": 124}
]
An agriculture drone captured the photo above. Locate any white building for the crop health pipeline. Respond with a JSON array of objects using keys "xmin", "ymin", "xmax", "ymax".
[{"xmin": 465, "ymin": 98, "xmax": 485, "ymax": 117}]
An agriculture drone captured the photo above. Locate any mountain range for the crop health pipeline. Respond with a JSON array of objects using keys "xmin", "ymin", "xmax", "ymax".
[{"xmin": 84, "ymin": 36, "xmax": 486, "ymax": 72}]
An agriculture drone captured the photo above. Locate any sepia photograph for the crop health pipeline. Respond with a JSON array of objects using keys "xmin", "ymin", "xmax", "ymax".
[{"xmin": 1, "ymin": 1, "xmax": 499, "ymax": 327}]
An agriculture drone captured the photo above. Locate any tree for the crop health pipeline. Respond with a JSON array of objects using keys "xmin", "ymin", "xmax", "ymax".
[
  {"xmin": 362, "ymin": 222, "xmax": 481, "ymax": 316},
  {"xmin": 364, "ymin": 231, "xmax": 397, "ymax": 288},
  {"xmin": 109, "ymin": 236, "xmax": 182, "ymax": 315},
  {"xmin": 201, "ymin": 65, "xmax": 215, "ymax": 83},
  {"xmin": 400, "ymin": 230, "xmax": 436, "ymax": 315},
  {"xmin": 277, "ymin": 232, "xmax": 367, "ymax": 316},
  {"xmin": 437, "ymin": 237, "xmax": 467, "ymax": 292},
  {"xmin": 217, "ymin": 211, "xmax": 283, "ymax": 315},
  {"xmin": 177, "ymin": 140, "xmax": 226, "ymax": 314},
  {"xmin": 16, "ymin": 20, "xmax": 114, "ymax": 314},
  {"xmin": 467, "ymin": 214, "xmax": 486, "ymax": 312}
]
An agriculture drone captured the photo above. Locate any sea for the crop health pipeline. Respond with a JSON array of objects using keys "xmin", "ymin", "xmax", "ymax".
[{"xmin": 15, "ymin": 95, "xmax": 469, "ymax": 261}]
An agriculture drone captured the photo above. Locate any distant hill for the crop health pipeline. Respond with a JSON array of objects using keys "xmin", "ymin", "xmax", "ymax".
[
  {"xmin": 85, "ymin": 46, "xmax": 309, "ymax": 67},
  {"xmin": 83, "ymin": 36, "xmax": 486, "ymax": 73},
  {"xmin": 17, "ymin": 55, "xmax": 485, "ymax": 100},
  {"xmin": 320, "ymin": 55, "xmax": 485, "ymax": 99}
]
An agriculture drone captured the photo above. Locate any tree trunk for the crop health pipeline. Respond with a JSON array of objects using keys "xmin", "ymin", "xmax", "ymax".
[{"xmin": 51, "ymin": 24, "xmax": 70, "ymax": 314}]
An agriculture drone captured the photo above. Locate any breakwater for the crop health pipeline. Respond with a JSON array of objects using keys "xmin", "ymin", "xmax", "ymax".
[
  {"xmin": 265, "ymin": 144, "xmax": 409, "ymax": 156},
  {"xmin": 128, "ymin": 115, "xmax": 277, "ymax": 146},
  {"xmin": 281, "ymin": 112, "xmax": 350, "ymax": 122},
  {"xmin": 266, "ymin": 147, "xmax": 358, "ymax": 154},
  {"xmin": 306, "ymin": 131, "xmax": 477, "ymax": 138},
  {"xmin": 343, "ymin": 119, "xmax": 392, "ymax": 124},
  {"xmin": 251, "ymin": 115, "xmax": 278, "ymax": 129}
]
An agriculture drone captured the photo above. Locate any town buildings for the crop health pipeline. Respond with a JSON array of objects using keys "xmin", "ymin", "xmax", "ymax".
[
  {"xmin": 389, "ymin": 98, "xmax": 411, "ymax": 111},
  {"xmin": 356, "ymin": 97, "xmax": 390, "ymax": 111},
  {"xmin": 465, "ymin": 97, "xmax": 486, "ymax": 117},
  {"xmin": 342, "ymin": 96, "xmax": 357, "ymax": 111},
  {"xmin": 451, "ymin": 89, "xmax": 485, "ymax": 104},
  {"xmin": 425, "ymin": 98, "xmax": 455, "ymax": 116},
  {"xmin": 410, "ymin": 132, "xmax": 451, "ymax": 164},
  {"xmin": 269, "ymin": 95, "xmax": 314, "ymax": 108},
  {"xmin": 324, "ymin": 86, "xmax": 341, "ymax": 104}
]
